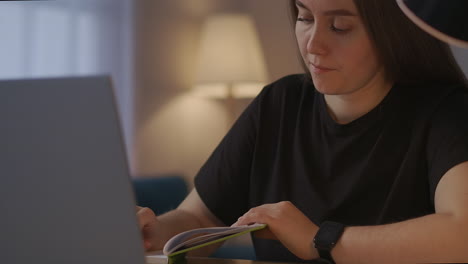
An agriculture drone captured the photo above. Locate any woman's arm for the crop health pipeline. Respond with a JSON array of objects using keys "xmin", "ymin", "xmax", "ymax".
[
  {"xmin": 333, "ymin": 161, "xmax": 468, "ymax": 264},
  {"xmin": 233, "ymin": 161, "xmax": 468, "ymax": 263}
]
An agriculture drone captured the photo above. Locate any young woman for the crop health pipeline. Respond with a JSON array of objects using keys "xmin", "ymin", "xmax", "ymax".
[{"xmin": 138, "ymin": 0, "xmax": 468, "ymax": 263}]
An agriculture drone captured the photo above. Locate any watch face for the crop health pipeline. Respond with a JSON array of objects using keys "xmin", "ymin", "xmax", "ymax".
[{"xmin": 314, "ymin": 221, "xmax": 345, "ymax": 250}]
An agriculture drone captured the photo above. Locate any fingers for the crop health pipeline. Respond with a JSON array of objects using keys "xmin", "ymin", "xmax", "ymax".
[
  {"xmin": 233, "ymin": 203, "xmax": 277, "ymax": 227},
  {"xmin": 234, "ymin": 202, "xmax": 318, "ymax": 259},
  {"xmin": 141, "ymin": 224, "xmax": 153, "ymax": 249},
  {"xmin": 232, "ymin": 202, "xmax": 297, "ymax": 233},
  {"xmin": 136, "ymin": 207, "xmax": 157, "ymax": 251},
  {"xmin": 233, "ymin": 215, "xmax": 257, "ymax": 226},
  {"xmin": 231, "ymin": 205, "xmax": 277, "ymax": 240},
  {"xmin": 136, "ymin": 207, "xmax": 156, "ymax": 229},
  {"xmin": 234, "ymin": 208, "xmax": 259, "ymax": 226},
  {"xmin": 142, "ymin": 225, "xmax": 153, "ymax": 250},
  {"xmin": 143, "ymin": 240, "xmax": 152, "ymax": 250}
]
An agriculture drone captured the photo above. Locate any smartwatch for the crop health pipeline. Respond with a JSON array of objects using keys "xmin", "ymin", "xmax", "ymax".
[{"xmin": 313, "ymin": 221, "xmax": 345, "ymax": 264}]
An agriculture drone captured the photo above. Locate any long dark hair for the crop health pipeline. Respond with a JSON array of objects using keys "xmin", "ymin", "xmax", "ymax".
[{"xmin": 288, "ymin": 0, "xmax": 467, "ymax": 87}]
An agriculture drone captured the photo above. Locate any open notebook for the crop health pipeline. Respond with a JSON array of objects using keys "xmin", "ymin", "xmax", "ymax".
[{"xmin": 146, "ymin": 224, "xmax": 266, "ymax": 264}]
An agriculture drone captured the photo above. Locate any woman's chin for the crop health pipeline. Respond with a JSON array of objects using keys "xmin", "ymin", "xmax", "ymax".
[{"xmin": 313, "ymin": 84, "xmax": 342, "ymax": 95}]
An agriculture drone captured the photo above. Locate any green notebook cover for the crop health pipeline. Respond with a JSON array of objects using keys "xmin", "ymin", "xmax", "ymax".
[{"xmin": 165, "ymin": 224, "xmax": 267, "ymax": 264}]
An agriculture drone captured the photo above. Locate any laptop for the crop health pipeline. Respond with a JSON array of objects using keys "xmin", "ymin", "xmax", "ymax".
[{"xmin": 0, "ymin": 76, "xmax": 146, "ymax": 264}]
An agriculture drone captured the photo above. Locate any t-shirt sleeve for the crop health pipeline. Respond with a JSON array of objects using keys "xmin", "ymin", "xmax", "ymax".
[
  {"xmin": 426, "ymin": 88, "xmax": 468, "ymax": 202},
  {"xmin": 194, "ymin": 90, "xmax": 264, "ymax": 226}
]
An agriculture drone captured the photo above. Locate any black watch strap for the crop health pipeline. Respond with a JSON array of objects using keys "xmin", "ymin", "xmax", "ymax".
[
  {"xmin": 313, "ymin": 221, "xmax": 345, "ymax": 264},
  {"xmin": 317, "ymin": 249, "xmax": 335, "ymax": 264}
]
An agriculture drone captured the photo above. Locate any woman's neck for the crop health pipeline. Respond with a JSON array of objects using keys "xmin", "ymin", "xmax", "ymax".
[{"xmin": 324, "ymin": 79, "xmax": 393, "ymax": 125}]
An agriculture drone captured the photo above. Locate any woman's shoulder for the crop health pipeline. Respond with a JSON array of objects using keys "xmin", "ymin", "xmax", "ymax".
[
  {"xmin": 397, "ymin": 81, "xmax": 467, "ymax": 109},
  {"xmin": 430, "ymin": 83, "xmax": 468, "ymax": 123},
  {"xmin": 420, "ymin": 82, "xmax": 467, "ymax": 112},
  {"xmin": 405, "ymin": 81, "xmax": 468, "ymax": 128}
]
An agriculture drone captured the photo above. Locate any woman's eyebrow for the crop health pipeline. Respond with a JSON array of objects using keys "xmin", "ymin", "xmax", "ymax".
[
  {"xmin": 295, "ymin": 0, "xmax": 309, "ymax": 10},
  {"xmin": 323, "ymin": 9, "xmax": 357, "ymax": 17},
  {"xmin": 295, "ymin": 0, "xmax": 357, "ymax": 16}
]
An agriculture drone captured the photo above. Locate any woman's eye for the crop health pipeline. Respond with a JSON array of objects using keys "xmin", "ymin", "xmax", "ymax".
[
  {"xmin": 297, "ymin": 16, "xmax": 314, "ymax": 23},
  {"xmin": 331, "ymin": 25, "xmax": 349, "ymax": 33}
]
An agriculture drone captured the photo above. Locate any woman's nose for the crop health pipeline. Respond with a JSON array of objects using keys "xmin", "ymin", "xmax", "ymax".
[{"xmin": 306, "ymin": 28, "xmax": 327, "ymax": 55}]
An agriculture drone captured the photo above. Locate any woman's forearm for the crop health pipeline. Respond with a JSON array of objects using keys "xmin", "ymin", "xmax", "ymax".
[{"xmin": 333, "ymin": 213, "xmax": 468, "ymax": 264}]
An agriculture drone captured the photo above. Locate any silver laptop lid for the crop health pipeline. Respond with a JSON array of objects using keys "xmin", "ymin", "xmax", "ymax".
[{"xmin": 0, "ymin": 76, "xmax": 145, "ymax": 264}]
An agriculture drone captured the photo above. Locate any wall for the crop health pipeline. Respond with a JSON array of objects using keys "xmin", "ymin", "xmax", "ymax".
[{"xmin": 132, "ymin": 0, "xmax": 302, "ymax": 184}]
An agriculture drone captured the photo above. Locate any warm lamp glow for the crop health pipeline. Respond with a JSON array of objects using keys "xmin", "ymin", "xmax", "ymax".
[
  {"xmin": 193, "ymin": 13, "xmax": 268, "ymax": 98},
  {"xmin": 192, "ymin": 82, "xmax": 264, "ymax": 99}
]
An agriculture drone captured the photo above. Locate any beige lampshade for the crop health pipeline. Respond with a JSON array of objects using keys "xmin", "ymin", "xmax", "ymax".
[{"xmin": 193, "ymin": 13, "xmax": 268, "ymax": 98}]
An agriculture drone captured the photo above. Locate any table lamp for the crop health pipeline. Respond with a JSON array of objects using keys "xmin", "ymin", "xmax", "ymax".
[
  {"xmin": 397, "ymin": 0, "xmax": 468, "ymax": 48},
  {"xmin": 193, "ymin": 13, "xmax": 268, "ymax": 122}
]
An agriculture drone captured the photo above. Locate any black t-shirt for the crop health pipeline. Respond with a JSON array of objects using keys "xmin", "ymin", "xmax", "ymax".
[{"xmin": 195, "ymin": 74, "xmax": 468, "ymax": 262}]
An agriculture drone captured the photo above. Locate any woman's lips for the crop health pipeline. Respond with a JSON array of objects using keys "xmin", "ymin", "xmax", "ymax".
[{"xmin": 309, "ymin": 62, "xmax": 334, "ymax": 74}]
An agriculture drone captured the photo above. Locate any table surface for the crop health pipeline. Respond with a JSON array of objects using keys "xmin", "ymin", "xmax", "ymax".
[
  {"xmin": 187, "ymin": 258, "xmax": 290, "ymax": 264},
  {"xmin": 146, "ymin": 256, "xmax": 330, "ymax": 264}
]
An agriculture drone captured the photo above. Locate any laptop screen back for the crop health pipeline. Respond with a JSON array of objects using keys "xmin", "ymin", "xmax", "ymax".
[{"xmin": 0, "ymin": 76, "xmax": 145, "ymax": 264}]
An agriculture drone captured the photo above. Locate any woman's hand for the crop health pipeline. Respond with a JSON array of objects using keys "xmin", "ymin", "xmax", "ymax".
[
  {"xmin": 232, "ymin": 201, "xmax": 319, "ymax": 260},
  {"xmin": 136, "ymin": 206, "xmax": 161, "ymax": 251}
]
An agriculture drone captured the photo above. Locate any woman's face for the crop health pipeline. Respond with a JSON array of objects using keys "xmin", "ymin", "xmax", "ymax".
[{"xmin": 295, "ymin": 0, "xmax": 387, "ymax": 96}]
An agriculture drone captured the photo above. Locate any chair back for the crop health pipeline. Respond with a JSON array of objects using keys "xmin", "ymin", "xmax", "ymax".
[{"xmin": 133, "ymin": 175, "xmax": 188, "ymax": 215}]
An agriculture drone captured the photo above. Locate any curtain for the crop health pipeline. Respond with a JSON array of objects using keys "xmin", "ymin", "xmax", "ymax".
[{"xmin": 0, "ymin": 0, "xmax": 134, "ymax": 163}]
